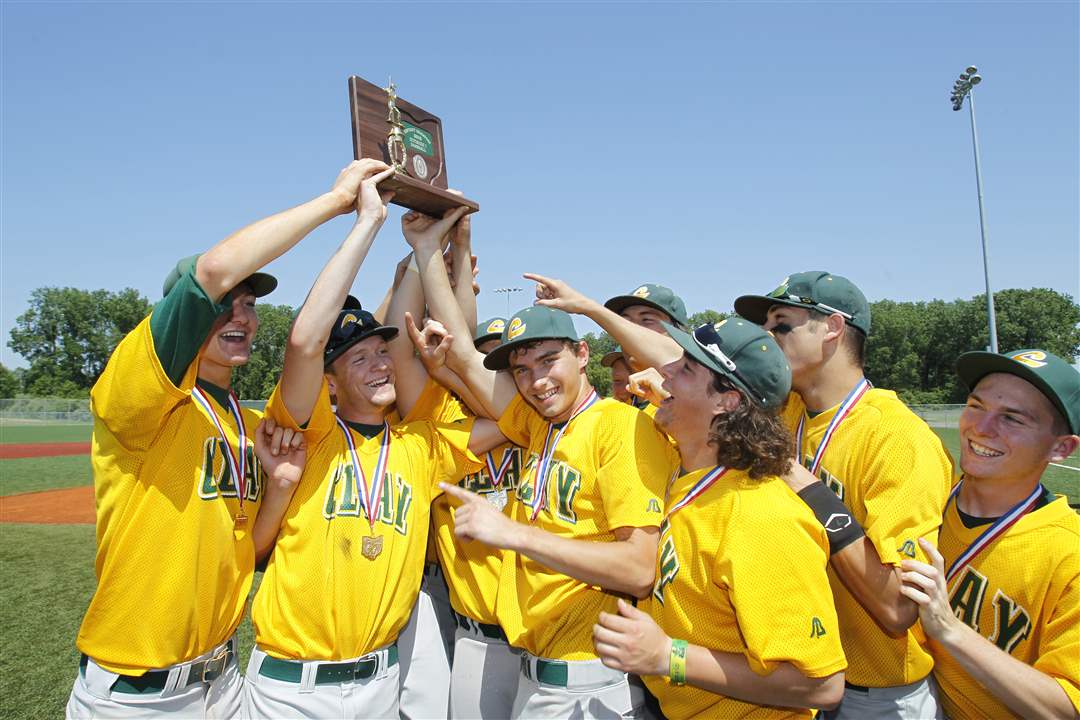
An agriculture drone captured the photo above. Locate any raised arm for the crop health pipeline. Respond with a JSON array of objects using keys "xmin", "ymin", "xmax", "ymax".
[
  {"xmin": 383, "ymin": 252, "xmax": 430, "ymax": 418},
  {"xmin": 196, "ymin": 161, "xmax": 382, "ymax": 303},
  {"xmin": 280, "ymin": 162, "xmax": 394, "ymax": 425},
  {"xmin": 447, "ymin": 211, "xmax": 478, "ymax": 335},
  {"xmin": 404, "ymin": 211, "xmax": 517, "ymax": 419},
  {"xmin": 527, "ymin": 273, "xmax": 682, "ymax": 370}
]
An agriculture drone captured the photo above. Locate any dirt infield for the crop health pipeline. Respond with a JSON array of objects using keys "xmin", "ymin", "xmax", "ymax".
[
  {"xmin": 0, "ymin": 486, "xmax": 95, "ymax": 524},
  {"xmin": 0, "ymin": 442, "xmax": 91, "ymax": 459}
]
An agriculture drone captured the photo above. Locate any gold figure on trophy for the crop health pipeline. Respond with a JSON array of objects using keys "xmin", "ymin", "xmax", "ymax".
[{"xmin": 384, "ymin": 78, "xmax": 407, "ymax": 172}]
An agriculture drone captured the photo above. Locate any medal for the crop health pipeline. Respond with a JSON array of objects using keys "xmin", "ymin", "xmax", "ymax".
[
  {"xmin": 527, "ymin": 390, "xmax": 600, "ymax": 522},
  {"xmin": 943, "ymin": 479, "xmax": 1043, "ymax": 583},
  {"xmin": 362, "ymin": 535, "xmax": 384, "ymax": 560},
  {"xmin": 191, "ymin": 386, "xmax": 250, "ymax": 522},
  {"xmin": 796, "ymin": 378, "xmax": 871, "ymax": 475},
  {"xmin": 487, "ymin": 489, "xmax": 508, "ymax": 511}
]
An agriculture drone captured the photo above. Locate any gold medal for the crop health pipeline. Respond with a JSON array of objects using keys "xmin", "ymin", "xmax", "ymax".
[
  {"xmin": 487, "ymin": 489, "xmax": 508, "ymax": 511},
  {"xmin": 234, "ymin": 512, "xmax": 248, "ymax": 527},
  {"xmin": 361, "ymin": 535, "xmax": 384, "ymax": 560}
]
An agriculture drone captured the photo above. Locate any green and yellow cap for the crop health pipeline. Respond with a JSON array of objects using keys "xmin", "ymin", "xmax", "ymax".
[
  {"xmin": 475, "ymin": 317, "xmax": 507, "ymax": 347},
  {"xmin": 956, "ymin": 348, "xmax": 1080, "ymax": 435},
  {"xmin": 604, "ymin": 283, "xmax": 689, "ymax": 328},
  {"xmin": 162, "ymin": 254, "xmax": 277, "ymax": 299},
  {"xmin": 734, "ymin": 271, "xmax": 870, "ymax": 335},
  {"xmin": 483, "ymin": 306, "xmax": 579, "ymax": 371},
  {"xmin": 663, "ymin": 317, "xmax": 792, "ymax": 409}
]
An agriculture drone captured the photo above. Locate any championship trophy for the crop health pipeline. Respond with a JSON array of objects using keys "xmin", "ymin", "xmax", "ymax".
[{"xmin": 348, "ymin": 76, "xmax": 479, "ymax": 216}]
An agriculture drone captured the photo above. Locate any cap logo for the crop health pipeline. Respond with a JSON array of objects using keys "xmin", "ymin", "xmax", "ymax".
[
  {"xmin": 632, "ymin": 286, "xmax": 650, "ymax": 298},
  {"xmin": 340, "ymin": 313, "xmax": 358, "ymax": 329},
  {"xmin": 1011, "ymin": 350, "xmax": 1048, "ymax": 368},
  {"xmin": 486, "ymin": 319, "xmax": 506, "ymax": 334},
  {"xmin": 768, "ymin": 278, "xmax": 790, "ymax": 299},
  {"xmin": 507, "ymin": 317, "xmax": 526, "ymax": 340}
]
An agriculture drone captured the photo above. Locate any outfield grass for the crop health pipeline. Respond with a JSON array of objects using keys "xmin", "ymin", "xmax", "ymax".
[
  {"xmin": 0, "ymin": 424, "xmax": 92, "ymax": 445},
  {"xmin": 1, "ymin": 455, "xmax": 94, "ymax": 496},
  {"xmin": 932, "ymin": 426, "xmax": 1080, "ymax": 505},
  {"xmin": 0, "ymin": 522, "xmax": 261, "ymax": 719}
]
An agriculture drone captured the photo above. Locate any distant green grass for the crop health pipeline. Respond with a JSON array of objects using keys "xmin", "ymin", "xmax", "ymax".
[
  {"xmin": 1, "ymin": 455, "xmax": 93, "ymax": 496},
  {"xmin": 932, "ymin": 426, "xmax": 1080, "ymax": 506},
  {"xmin": 0, "ymin": 522, "xmax": 261, "ymax": 720},
  {"xmin": 0, "ymin": 424, "xmax": 92, "ymax": 445}
]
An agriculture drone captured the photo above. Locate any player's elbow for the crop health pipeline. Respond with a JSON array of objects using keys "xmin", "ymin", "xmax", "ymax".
[
  {"xmin": 807, "ymin": 672, "xmax": 845, "ymax": 711},
  {"xmin": 623, "ymin": 559, "xmax": 656, "ymax": 600},
  {"xmin": 876, "ymin": 597, "xmax": 919, "ymax": 636}
]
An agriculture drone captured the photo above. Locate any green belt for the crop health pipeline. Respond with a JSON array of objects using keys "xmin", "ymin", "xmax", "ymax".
[
  {"xmin": 453, "ymin": 610, "xmax": 508, "ymax": 642},
  {"xmin": 521, "ymin": 655, "xmax": 569, "ymax": 687},
  {"xmin": 258, "ymin": 644, "xmax": 399, "ymax": 685}
]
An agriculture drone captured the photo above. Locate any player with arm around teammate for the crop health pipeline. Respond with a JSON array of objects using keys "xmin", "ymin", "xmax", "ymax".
[
  {"xmin": 734, "ymin": 271, "xmax": 952, "ymax": 719},
  {"xmin": 66, "ymin": 161, "xmax": 378, "ymax": 719},
  {"xmin": 899, "ymin": 349, "xmax": 1080, "ymax": 720}
]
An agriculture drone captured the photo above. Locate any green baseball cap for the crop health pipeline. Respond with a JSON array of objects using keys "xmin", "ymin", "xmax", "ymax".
[
  {"xmin": 323, "ymin": 296, "xmax": 399, "ymax": 367},
  {"xmin": 956, "ymin": 348, "xmax": 1080, "ymax": 435},
  {"xmin": 163, "ymin": 254, "xmax": 277, "ymax": 299},
  {"xmin": 734, "ymin": 271, "xmax": 870, "ymax": 335},
  {"xmin": 604, "ymin": 283, "xmax": 689, "ymax": 328},
  {"xmin": 483, "ymin": 306, "xmax": 580, "ymax": 371},
  {"xmin": 600, "ymin": 345, "xmax": 626, "ymax": 368},
  {"xmin": 475, "ymin": 317, "xmax": 507, "ymax": 347},
  {"xmin": 663, "ymin": 318, "xmax": 792, "ymax": 409}
]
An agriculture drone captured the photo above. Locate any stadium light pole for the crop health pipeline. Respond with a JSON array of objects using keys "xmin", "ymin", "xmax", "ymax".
[
  {"xmin": 950, "ymin": 65, "xmax": 999, "ymax": 353},
  {"xmin": 493, "ymin": 287, "xmax": 523, "ymax": 318}
]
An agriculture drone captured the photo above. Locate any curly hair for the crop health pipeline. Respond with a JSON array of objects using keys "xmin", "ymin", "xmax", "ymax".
[{"xmin": 707, "ymin": 374, "xmax": 794, "ymax": 480}]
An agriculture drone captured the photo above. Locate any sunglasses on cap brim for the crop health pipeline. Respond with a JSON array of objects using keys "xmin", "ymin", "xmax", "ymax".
[
  {"xmin": 691, "ymin": 324, "xmax": 767, "ymax": 406},
  {"xmin": 769, "ymin": 293, "xmax": 853, "ymax": 321}
]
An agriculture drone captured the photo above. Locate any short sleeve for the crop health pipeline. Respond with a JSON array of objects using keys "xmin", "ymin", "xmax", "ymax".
[
  {"xmin": 148, "ymin": 255, "xmax": 226, "ymax": 387},
  {"xmin": 1034, "ymin": 563, "xmax": 1080, "ymax": 712},
  {"xmin": 404, "ymin": 378, "xmax": 468, "ymax": 424},
  {"xmin": 860, "ymin": 417, "xmax": 952, "ymax": 566},
  {"xmin": 722, "ymin": 489, "xmax": 847, "ymax": 678},
  {"xmin": 496, "ymin": 394, "xmax": 538, "ymax": 449},
  {"xmin": 597, "ymin": 410, "xmax": 676, "ymax": 530},
  {"xmin": 265, "ymin": 378, "xmax": 336, "ymax": 447},
  {"xmin": 423, "ymin": 417, "xmax": 483, "ymax": 494}
]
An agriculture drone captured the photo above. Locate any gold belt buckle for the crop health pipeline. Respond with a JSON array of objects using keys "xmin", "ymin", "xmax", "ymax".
[{"xmin": 200, "ymin": 646, "xmax": 230, "ymax": 683}]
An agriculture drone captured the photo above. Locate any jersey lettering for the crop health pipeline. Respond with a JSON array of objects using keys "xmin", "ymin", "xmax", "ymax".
[
  {"xmin": 554, "ymin": 464, "xmax": 582, "ymax": 524},
  {"xmin": 515, "ymin": 453, "xmax": 538, "ymax": 505},
  {"xmin": 819, "ymin": 468, "xmax": 845, "ymax": 502},
  {"xmin": 949, "ymin": 567, "xmax": 989, "ymax": 632},
  {"xmin": 323, "ymin": 463, "xmax": 412, "ymax": 534},
  {"xmin": 515, "ymin": 453, "xmax": 581, "ymax": 522},
  {"xmin": 462, "ymin": 447, "xmax": 522, "ymax": 493},
  {"xmin": 988, "ymin": 589, "xmax": 1031, "ymax": 653},
  {"xmin": 197, "ymin": 438, "xmax": 261, "ymax": 502},
  {"xmin": 652, "ymin": 523, "xmax": 679, "ymax": 604}
]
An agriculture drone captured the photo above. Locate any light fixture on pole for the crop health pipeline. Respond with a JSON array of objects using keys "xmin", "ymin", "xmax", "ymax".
[
  {"xmin": 949, "ymin": 65, "xmax": 999, "ymax": 353},
  {"xmin": 492, "ymin": 287, "xmax": 523, "ymax": 318}
]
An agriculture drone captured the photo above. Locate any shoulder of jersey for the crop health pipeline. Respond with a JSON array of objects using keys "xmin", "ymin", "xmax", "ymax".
[{"xmin": 859, "ymin": 389, "xmax": 937, "ymax": 432}]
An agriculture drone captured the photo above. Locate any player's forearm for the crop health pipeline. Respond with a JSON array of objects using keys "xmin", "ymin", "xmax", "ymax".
[
  {"xmin": 581, "ymin": 301, "xmax": 682, "ymax": 370},
  {"xmin": 830, "ymin": 537, "xmax": 918, "ymax": 635},
  {"xmin": 385, "ymin": 266, "xmax": 429, "ymax": 418},
  {"xmin": 509, "ymin": 525, "xmax": 657, "ymax": 598},
  {"xmin": 449, "ymin": 241, "xmax": 477, "ymax": 335},
  {"xmin": 198, "ymin": 190, "xmax": 349, "ymax": 302},
  {"xmin": 931, "ymin": 625, "xmax": 1079, "ymax": 719},
  {"xmin": 253, "ymin": 479, "xmax": 299, "ymax": 563},
  {"xmin": 683, "ymin": 647, "xmax": 845, "ymax": 711}
]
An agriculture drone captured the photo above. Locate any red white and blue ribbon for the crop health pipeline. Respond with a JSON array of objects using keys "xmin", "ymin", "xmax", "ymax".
[
  {"xmin": 335, "ymin": 418, "xmax": 391, "ymax": 530},
  {"xmin": 943, "ymin": 479, "xmax": 1043, "ymax": 583},
  {"xmin": 485, "ymin": 447, "xmax": 515, "ymax": 490},
  {"xmin": 191, "ymin": 386, "xmax": 248, "ymax": 512},
  {"xmin": 666, "ymin": 466, "xmax": 728, "ymax": 520},
  {"xmin": 796, "ymin": 378, "xmax": 872, "ymax": 476},
  {"xmin": 528, "ymin": 390, "xmax": 600, "ymax": 522}
]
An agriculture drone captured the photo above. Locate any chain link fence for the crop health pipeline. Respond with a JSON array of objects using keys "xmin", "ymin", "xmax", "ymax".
[
  {"xmin": 0, "ymin": 397, "xmax": 267, "ymax": 424},
  {"xmin": 907, "ymin": 404, "xmax": 966, "ymax": 428}
]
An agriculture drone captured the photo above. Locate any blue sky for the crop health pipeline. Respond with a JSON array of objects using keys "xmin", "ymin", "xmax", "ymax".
[{"xmin": 2, "ymin": 1, "xmax": 1077, "ymax": 369}]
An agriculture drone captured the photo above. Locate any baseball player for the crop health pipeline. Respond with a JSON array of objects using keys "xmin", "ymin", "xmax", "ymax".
[
  {"xmin": 405, "ymin": 232, "xmax": 673, "ymax": 718},
  {"xmin": 243, "ymin": 191, "xmax": 504, "ymax": 718},
  {"xmin": 734, "ymin": 271, "xmax": 953, "ymax": 718},
  {"xmin": 590, "ymin": 317, "xmax": 848, "ymax": 719},
  {"xmin": 899, "ymin": 348, "xmax": 1080, "ymax": 720},
  {"xmin": 66, "ymin": 161, "xmax": 380, "ymax": 719},
  {"xmin": 600, "ymin": 347, "xmax": 637, "ymax": 405}
]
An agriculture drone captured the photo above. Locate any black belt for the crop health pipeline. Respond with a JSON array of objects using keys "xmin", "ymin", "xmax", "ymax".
[
  {"xmin": 453, "ymin": 610, "xmax": 507, "ymax": 642},
  {"xmin": 80, "ymin": 641, "xmax": 235, "ymax": 695},
  {"xmin": 845, "ymin": 681, "xmax": 870, "ymax": 693}
]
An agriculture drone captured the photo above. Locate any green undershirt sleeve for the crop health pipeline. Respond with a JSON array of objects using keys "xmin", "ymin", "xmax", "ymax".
[{"xmin": 149, "ymin": 256, "xmax": 227, "ymax": 387}]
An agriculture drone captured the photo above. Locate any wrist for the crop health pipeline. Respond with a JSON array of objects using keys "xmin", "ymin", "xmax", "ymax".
[
  {"xmin": 326, "ymin": 188, "xmax": 355, "ymax": 215},
  {"xmin": 668, "ymin": 638, "xmax": 688, "ymax": 684}
]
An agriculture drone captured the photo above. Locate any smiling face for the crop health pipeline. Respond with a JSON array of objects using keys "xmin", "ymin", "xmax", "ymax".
[
  {"xmin": 959, "ymin": 372, "xmax": 1078, "ymax": 487},
  {"xmin": 620, "ymin": 304, "xmax": 674, "ymax": 335},
  {"xmin": 327, "ymin": 335, "xmax": 396, "ymax": 417},
  {"xmin": 654, "ymin": 353, "xmax": 734, "ymax": 441},
  {"xmin": 200, "ymin": 284, "xmax": 259, "ymax": 374},
  {"xmin": 508, "ymin": 339, "xmax": 589, "ymax": 422}
]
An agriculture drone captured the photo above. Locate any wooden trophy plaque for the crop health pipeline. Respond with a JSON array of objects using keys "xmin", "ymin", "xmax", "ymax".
[{"xmin": 348, "ymin": 76, "xmax": 478, "ymax": 216}]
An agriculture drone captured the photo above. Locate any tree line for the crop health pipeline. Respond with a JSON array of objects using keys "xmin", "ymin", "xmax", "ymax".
[{"xmin": 3, "ymin": 286, "xmax": 1077, "ymax": 405}]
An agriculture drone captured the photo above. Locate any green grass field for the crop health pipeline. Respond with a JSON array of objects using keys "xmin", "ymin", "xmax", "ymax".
[
  {"xmin": 1, "ymin": 455, "xmax": 93, "ymax": 496},
  {"xmin": 0, "ymin": 423, "xmax": 93, "ymax": 445}
]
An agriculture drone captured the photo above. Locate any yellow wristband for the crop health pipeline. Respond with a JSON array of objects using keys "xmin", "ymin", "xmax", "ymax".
[{"xmin": 669, "ymin": 638, "xmax": 688, "ymax": 686}]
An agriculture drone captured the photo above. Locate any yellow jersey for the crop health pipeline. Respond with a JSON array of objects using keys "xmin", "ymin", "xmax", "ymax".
[
  {"xmin": 407, "ymin": 379, "xmax": 523, "ymax": 625},
  {"xmin": 496, "ymin": 393, "xmax": 673, "ymax": 660},
  {"xmin": 77, "ymin": 271, "xmax": 264, "ymax": 674},
  {"xmin": 642, "ymin": 466, "xmax": 847, "ymax": 719},
  {"xmin": 252, "ymin": 380, "xmax": 479, "ymax": 660},
  {"xmin": 934, "ymin": 490, "xmax": 1080, "ymax": 719},
  {"xmin": 781, "ymin": 389, "xmax": 951, "ymax": 687}
]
